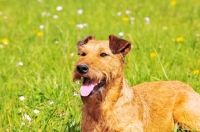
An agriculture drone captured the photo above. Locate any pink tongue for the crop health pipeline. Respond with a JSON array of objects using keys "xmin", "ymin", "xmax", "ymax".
[{"xmin": 80, "ymin": 80, "xmax": 97, "ymax": 96}]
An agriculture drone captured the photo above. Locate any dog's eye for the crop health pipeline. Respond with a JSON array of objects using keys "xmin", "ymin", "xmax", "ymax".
[
  {"xmin": 100, "ymin": 53, "xmax": 108, "ymax": 57},
  {"xmin": 81, "ymin": 53, "xmax": 86, "ymax": 56}
]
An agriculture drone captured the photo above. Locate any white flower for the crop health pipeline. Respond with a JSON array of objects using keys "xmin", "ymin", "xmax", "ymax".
[
  {"xmin": 130, "ymin": 17, "xmax": 135, "ymax": 24},
  {"xmin": 70, "ymin": 53, "xmax": 74, "ymax": 57},
  {"xmin": 77, "ymin": 24, "xmax": 84, "ymax": 29},
  {"xmin": 0, "ymin": 44, "xmax": 4, "ymax": 48},
  {"xmin": 19, "ymin": 96, "xmax": 25, "ymax": 101},
  {"xmin": 144, "ymin": 17, "xmax": 150, "ymax": 24},
  {"xmin": 41, "ymin": 12, "xmax": 46, "ymax": 16},
  {"xmin": 75, "ymin": 80, "xmax": 80, "ymax": 84},
  {"xmin": 130, "ymin": 17, "xmax": 135, "ymax": 21},
  {"xmin": 38, "ymin": 0, "xmax": 43, "ymax": 2},
  {"xmin": 0, "ymin": 11, "xmax": 2, "ymax": 15},
  {"xmin": 3, "ymin": 16, "xmax": 7, "ymax": 19},
  {"xmin": 56, "ymin": 6, "xmax": 63, "ymax": 11},
  {"xmin": 125, "ymin": 10, "xmax": 131, "ymax": 14},
  {"xmin": 117, "ymin": 12, "xmax": 122, "ymax": 16},
  {"xmin": 41, "ymin": 12, "xmax": 51, "ymax": 17},
  {"xmin": 53, "ymin": 15, "xmax": 58, "ymax": 19},
  {"xmin": 77, "ymin": 23, "xmax": 88, "ymax": 29},
  {"xmin": 24, "ymin": 114, "xmax": 31, "ymax": 122},
  {"xmin": 77, "ymin": 9, "xmax": 83, "ymax": 15},
  {"xmin": 83, "ymin": 23, "xmax": 88, "ymax": 27},
  {"xmin": 39, "ymin": 25, "xmax": 44, "ymax": 29},
  {"xmin": 18, "ymin": 62, "xmax": 23, "ymax": 66},
  {"xmin": 55, "ymin": 41, "xmax": 59, "ymax": 44},
  {"xmin": 33, "ymin": 109, "xmax": 40, "ymax": 114},
  {"xmin": 49, "ymin": 100, "xmax": 54, "ymax": 105},
  {"xmin": 162, "ymin": 26, "xmax": 168, "ymax": 30},
  {"xmin": 118, "ymin": 32, "xmax": 124, "ymax": 37},
  {"xmin": 21, "ymin": 122, "xmax": 25, "ymax": 126},
  {"xmin": 74, "ymin": 91, "xmax": 78, "ymax": 96}
]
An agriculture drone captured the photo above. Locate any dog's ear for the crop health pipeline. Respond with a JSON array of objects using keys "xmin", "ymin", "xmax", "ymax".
[
  {"xmin": 77, "ymin": 35, "xmax": 95, "ymax": 48},
  {"xmin": 109, "ymin": 35, "xmax": 131, "ymax": 56}
]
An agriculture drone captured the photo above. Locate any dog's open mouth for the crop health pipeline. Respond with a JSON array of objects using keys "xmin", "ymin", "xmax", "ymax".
[{"xmin": 80, "ymin": 78, "xmax": 106, "ymax": 96}]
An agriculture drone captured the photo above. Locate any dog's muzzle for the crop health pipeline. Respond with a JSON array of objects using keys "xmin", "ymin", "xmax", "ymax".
[{"xmin": 75, "ymin": 64, "xmax": 106, "ymax": 97}]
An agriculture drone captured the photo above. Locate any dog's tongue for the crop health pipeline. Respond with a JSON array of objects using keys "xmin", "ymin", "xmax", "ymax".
[{"xmin": 80, "ymin": 80, "xmax": 97, "ymax": 96}]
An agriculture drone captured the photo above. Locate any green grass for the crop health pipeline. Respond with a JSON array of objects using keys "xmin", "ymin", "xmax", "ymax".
[{"xmin": 0, "ymin": 0, "xmax": 200, "ymax": 131}]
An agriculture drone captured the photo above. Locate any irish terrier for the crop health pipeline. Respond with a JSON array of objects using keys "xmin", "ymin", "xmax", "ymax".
[{"xmin": 73, "ymin": 35, "xmax": 200, "ymax": 132}]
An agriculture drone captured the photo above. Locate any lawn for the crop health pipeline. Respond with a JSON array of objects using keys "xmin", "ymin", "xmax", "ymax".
[{"xmin": 0, "ymin": 0, "xmax": 200, "ymax": 131}]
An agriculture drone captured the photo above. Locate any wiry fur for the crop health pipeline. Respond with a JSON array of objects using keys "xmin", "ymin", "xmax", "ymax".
[{"xmin": 73, "ymin": 35, "xmax": 200, "ymax": 132}]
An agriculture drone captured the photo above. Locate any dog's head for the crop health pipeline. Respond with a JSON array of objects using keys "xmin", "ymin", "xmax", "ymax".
[{"xmin": 73, "ymin": 35, "xmax": 131, "ymax": 102}]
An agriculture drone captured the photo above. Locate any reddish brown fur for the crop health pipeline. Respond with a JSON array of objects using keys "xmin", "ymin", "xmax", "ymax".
[{"xmin": 73, "ymin": 35, "xmax": 200, "ymax": 132}]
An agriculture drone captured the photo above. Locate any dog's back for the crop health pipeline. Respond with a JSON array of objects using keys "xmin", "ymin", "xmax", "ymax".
[{"xmin": 133, "ymin": 81, "xmax": 200, "ymax": 131}]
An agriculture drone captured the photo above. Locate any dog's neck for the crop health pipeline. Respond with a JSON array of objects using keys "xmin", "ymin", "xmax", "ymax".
[
  {"xmin": 104, "ymin": 75, "xmax": 124, "ymax": 101},
  {"xmin": 81, "ymin": 74, "xmax": 128, "ymax": 121},
  {"xmin": 101, "ymin": 75, "xmax": 130, "ymax": 109}
]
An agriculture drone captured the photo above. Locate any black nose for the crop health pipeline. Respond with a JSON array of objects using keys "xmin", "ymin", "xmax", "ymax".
[{"xmin": 77, "ymin": 64, "xmax": 89, "ymax": 74}]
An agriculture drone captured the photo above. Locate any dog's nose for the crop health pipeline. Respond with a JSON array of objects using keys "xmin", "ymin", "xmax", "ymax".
[{"xmin": 77, "ymin": 64, "xmax": 89, "ymax": 74}]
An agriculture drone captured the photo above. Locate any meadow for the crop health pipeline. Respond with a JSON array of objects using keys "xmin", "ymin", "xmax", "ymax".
[{"xmin": 0, "ymin": 0, "xmax": 200, "ymax": 131}]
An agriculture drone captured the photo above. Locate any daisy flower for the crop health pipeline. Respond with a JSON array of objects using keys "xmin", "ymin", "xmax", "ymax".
[
  {"xmin": 118, "ymin": 32, "xmax": 124, "ymax": 37},
  {"xmin": 117, "ymin": 12, "xmax": 122, "ymax": 16},
  {"xmin": 56, "ymin": 6, "xmax": 63, "ymax": 11},
  {"xmin": 33, "ymin": 109, "xmax": 40, "ymax": 114},
  {"xmin": 24, "ymin": 114, "xmax": 31, "ymax": 122},
  {"xmin": 77, "ymin": 9, "xmax": 83, "ymax": 15},
  {"xmin": 125, "ymin": 10, "xmax": 131, "ymax": 15},
  {"xmin": 49, "ymin": 100, "xmax": 54, "ymax": 105},
  {"xmin": 19, "ymin": 96, "xmax": 25, "ymax": 101},
  {"xmin": 144, "ymin": 17, "xmax": 150, "ymax": 24},
  {"xmin": 74, "ymin": 91, "xmax": 78, "ymax": 96},
  {"xmin": 18, "ymin": 62, "xmax": 24, "ymax": 66},
  {"xmin": 39, "ymin": 25, "xmax": 44, "ymax": 29},
  {"xmin": 77, "ymin": 23, "xmax": 88, "ymax": 29},
  {"xmin": 53, "ymin": 15, "xmax": 59, "ymax": 19}
]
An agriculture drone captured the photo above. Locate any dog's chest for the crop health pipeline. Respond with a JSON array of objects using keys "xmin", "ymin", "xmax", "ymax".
[{"xmin": 93, "ymin": 101, "xmax": 142, "ymax": 131}]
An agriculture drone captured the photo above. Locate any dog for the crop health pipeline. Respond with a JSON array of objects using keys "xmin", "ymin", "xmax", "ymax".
[{"xmin": 73, "ymin": 35, "xmax": 200, "ymax": 132}]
